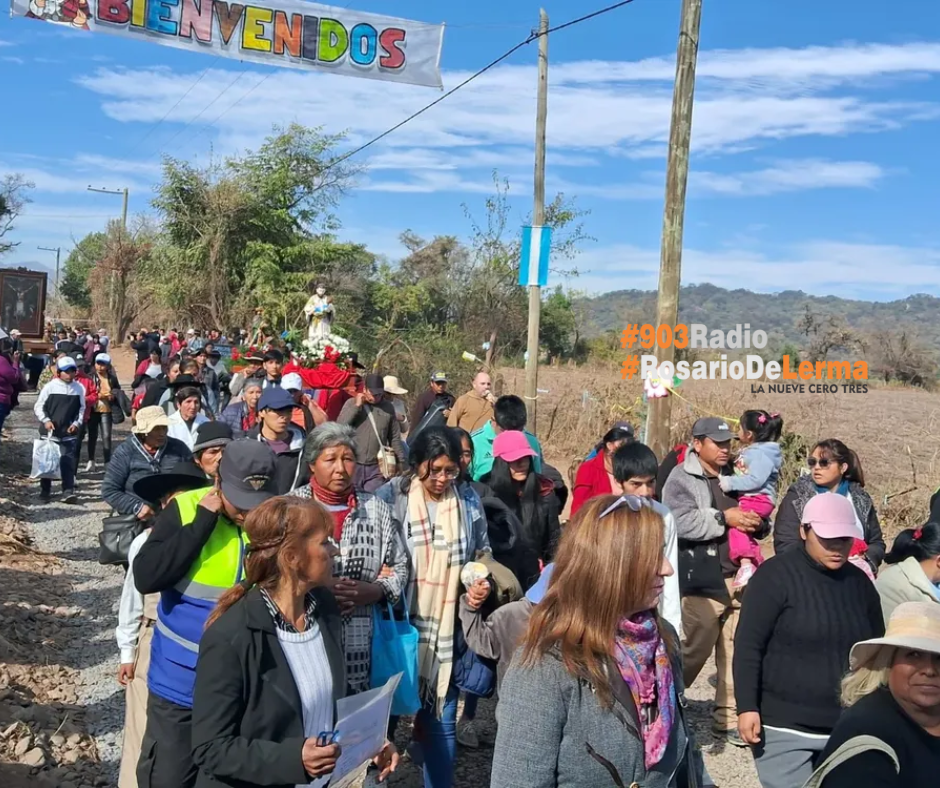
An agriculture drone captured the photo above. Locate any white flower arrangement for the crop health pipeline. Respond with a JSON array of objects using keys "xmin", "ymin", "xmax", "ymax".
[{"xmin": 295, "ymin": 333, "xmax": 352, "ymax": 365}]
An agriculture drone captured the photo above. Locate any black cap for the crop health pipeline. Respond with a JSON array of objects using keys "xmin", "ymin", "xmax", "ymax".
[
  {"xmin": 169, "ymin": 373, "xmax": 202, "ymax": 389},
  {"xmin": 691, "ymin": 417, "xmax": 734, "ymax": 443},
  {"xmin": 347, "ymin": 352, "xmax": 366, "ymax": 370},
  {"xmin": 192, "ymin": 421, "xmax": 234, "ymax": 454},
  {"xmin": 219, "ymin": 441, "xmax": 278, "ymax": 512},
  {"xmin": 132, "ymin": 461, "xmax": 210, "ymax": 505},
  {"xmin": 365, "ymin": 373, "xmax": 385, "ymax": 395}
]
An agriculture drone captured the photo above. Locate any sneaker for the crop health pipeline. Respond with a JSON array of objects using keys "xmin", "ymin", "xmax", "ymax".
[
  {"xmin": 731, "ymin": 562, "xmax": 756, "ymax": 589},
  {"xmin": 714, "ymin": 727, "xmax": 749, "ymax": 748},
  {"xmin": 456, "ymin": 715, "xmax": 480, "ymax": 749},
  {"xmin": 84, "ymin": 461, "xmax": 95, "ymax": 474},
  {"xmin": 62, "ymin": 491, "xmax": 79, "ymax": 505}
]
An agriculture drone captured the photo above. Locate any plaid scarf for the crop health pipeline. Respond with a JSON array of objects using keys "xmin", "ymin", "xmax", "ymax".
[{"xmin": 408, "ymin": 482, "xmax": 463, "ymax": 716}]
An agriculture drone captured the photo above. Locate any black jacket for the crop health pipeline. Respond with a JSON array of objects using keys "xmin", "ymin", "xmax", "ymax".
[
  {"xmin": 245, "ymin": 425, "xmax": 310, "ymax": 494},
  {"xmin": 102, "ymin": 435, "xmax": 192, "ymax": 517},
  {"xmin": 191, "ymin": 587, "xmax": 346, "ymax": 788},
  {"xmin": 773, "ymin": 474, "xmax": 886, "ymax": 569}
]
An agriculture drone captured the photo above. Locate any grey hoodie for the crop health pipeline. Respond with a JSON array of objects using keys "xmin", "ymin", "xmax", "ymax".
[{"xmin": 458, "ymin": 563, "xmax": 553, "ymax": 690}]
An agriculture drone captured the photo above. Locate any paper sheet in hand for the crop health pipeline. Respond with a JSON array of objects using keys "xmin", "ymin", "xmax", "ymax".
[{"xmin": 328, "ymin": 672, "xmax": 401, "ymax": 787}]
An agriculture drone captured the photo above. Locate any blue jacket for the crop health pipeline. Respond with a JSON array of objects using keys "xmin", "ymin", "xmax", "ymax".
[{"xmin": 721, "ymin": 441, "xmax": 782, "ymax": 502}]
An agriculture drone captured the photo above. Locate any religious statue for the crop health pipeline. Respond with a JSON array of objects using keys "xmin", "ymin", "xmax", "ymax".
[
  {"xmin": 304, "ymin": 284, "xmax": 334, "ymax": 342},
  {"xmin": 249, "ymin": 307, "xmax": 268, "ymax": 347}
]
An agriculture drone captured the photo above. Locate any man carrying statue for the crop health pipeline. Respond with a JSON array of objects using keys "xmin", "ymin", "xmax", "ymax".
[{"xmin": 303, "ymin": 283, "xmax": 334, "ymax": 342}]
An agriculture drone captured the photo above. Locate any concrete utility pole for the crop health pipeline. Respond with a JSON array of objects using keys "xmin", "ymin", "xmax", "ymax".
[
  {"xmin": 87, "ymin": 185, "xmax": 129, "ymax": 231},
  {"xmin": 37, "ymin": 246, "xmax": 61, "ymax": 295},
  {"xmin": 524, "ymin": 8, "xmax": 549, "ymax": 428},
  {"xmin": 648, "ymin": 0, "xmax": 703, "ymax": 461}
]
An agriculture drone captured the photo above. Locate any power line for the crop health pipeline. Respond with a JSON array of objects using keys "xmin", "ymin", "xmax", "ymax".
[{"xmin": 321, "ymin": 0, "xmax": 637, "ymax": 173}]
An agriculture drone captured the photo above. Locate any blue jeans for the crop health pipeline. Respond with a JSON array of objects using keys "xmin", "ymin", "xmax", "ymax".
[
  {"xmin": 415, "ymin": 683, "xmax": 459, "ymax": 788},
  {"xmin": 390, "ymin": 683, "xmax": 459, "ymax": 788}
]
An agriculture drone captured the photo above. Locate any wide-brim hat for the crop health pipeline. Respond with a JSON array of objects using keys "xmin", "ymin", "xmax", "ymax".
[
  {"xmin": 850, "ymin": 602, "xmax": 940, "ymax": 669},
  {"xmin": 132, "ymin": 462, "xmax": 210, "ymax": 505},
  {"xmin": 168, "ymin": 374, "xmax": 203, "ymax": 389},
  {"xmin": 383, "ymin": 375, "xmax": 408, "ymax": 395}
]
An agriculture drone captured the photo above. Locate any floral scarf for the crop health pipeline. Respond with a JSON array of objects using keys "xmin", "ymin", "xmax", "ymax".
[{"xmin": 612, "ymin": 611, "xmax": 676, "ymax": 769}]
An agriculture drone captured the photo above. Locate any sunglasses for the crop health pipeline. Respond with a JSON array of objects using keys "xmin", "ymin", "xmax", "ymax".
[
  {"xmin": 807, "ymin": 457, "xmax": 835, "ymax": 469},
  {"xmin": 599, "ymin": 494, "xmax": 653, "ymax": 519}
]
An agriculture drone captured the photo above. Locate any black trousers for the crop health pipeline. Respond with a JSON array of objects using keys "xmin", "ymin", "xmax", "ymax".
[
  {"xmin": 87, "ymin": 411, "xmax": 113, "ymax": 462},
  {"xmin": 137, "ymin": 694, "xmax": 198, "ymax": 788}
]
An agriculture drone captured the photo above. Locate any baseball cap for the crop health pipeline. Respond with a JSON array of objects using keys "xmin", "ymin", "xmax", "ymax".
[
  {"xmin": 365, "ymin": 373, "xmax": 385, "ymax": 396},
  {"xmin": 56, "ymin": 356, "xmax": 77, "ymax": 372},
  {"xmin": 219, "ymin": 441, "xmax": 278, "ymax": 511},
  {"xmin": 493, "ymin": 430, "xmax": 538, "ymax": 463},
  {"xmin": 192, "ymin": 421, "xmax": 234, "ymax": 454},
  {"xmin": 132, "ymin": 406, "xmax": 171, "ymax": 434},
  {"xmin": 258, "ymin": 386, "xmax": 295, "ymax": 412},
  {"xmin": 95, "ymin": 353, "xmax": 112, "ymax": 365},
  {"xmin": 802, "ymin": 493, "xmax": 864, "ymax": 540},
  {"xmin": 691, "ymin": 417, "xmax": 734, "ymax": 443},
  {"xmin": 431, "ymin": 371, "xmax": 448, "ymax": 383},
  {"xmin": 280, "ymin": 372, "xmax": 304, "ymax": 392}
]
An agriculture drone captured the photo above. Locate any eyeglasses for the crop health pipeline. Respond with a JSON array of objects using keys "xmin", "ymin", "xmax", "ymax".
[
  {"xmin": 599, "ymin": 494, "xmax": 653, "ymax": 519},
  {"xmin": 806, "ymin": 457, "xmax": 833, "ymax": 469},
  {"xmin": 427, "ymin": 468, "xmax": 459, "ymax": 480}
]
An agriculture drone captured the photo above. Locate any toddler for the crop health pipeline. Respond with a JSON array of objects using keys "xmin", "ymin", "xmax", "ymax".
[{"xmin": 719, "ymin": 410, "xmax": 783, "ymax": 588}]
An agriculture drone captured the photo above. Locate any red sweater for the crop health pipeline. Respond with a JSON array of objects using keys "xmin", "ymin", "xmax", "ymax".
[{"xmin": 571, "ymin": 450, "xmax": 617, "ymax": 516}]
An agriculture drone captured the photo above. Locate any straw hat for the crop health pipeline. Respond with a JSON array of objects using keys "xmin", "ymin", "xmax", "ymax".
[
  {"xmin": 850, "ymin": 602, "xmax": 940, "ymax": 669},
  {"xmin": 383, "ymin": 375, "xmax": 408, "ymax": 395}
]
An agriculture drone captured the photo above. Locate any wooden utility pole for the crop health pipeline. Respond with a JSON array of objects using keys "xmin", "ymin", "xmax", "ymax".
[
  {"xmin": 648, "ymin": 0, "xmax": 702, "ymax": 461},
  {"xmin": 524, "ymin": 8, "xmax": 549, "ymax": 428}
]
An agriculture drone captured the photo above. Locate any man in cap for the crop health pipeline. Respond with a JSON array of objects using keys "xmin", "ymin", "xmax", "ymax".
[
  {"xmin": 191, "ymin": 421, "xmax": 233, "ymax": 479},
  {"xmin": 33, "ymin": 355, "xmax": 86, "ymax": 503},
  {"xmin": 246, "ymin": 386, "xmax": 308, "ymax": 493},
  {"xmin": 133, "ymin": 440, "xmax": 278, "ymax": 788},
  {"xmin": 338, "ymin": 373, "xmax": 405, "ymax": 493},
  {"xmin": 409, "ymin": 370, "xmax": 455, "ymax": 432},
  {"xmin": 662, "ymin": 416, "xmax": 767, "ymax": 746},
  {"xmin": 280, "ymin": 371, "xmax": 326, "ymax": 435}
]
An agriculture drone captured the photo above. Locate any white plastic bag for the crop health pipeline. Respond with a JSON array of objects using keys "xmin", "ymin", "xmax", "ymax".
[{"xmin": 31, "ymin": 436, "xmax": 61, "ymax": 480}]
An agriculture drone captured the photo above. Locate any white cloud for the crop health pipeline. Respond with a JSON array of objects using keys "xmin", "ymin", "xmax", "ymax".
[
  {"xmin": 70, "ymin": 40, "xmax": 939, "ymax": 185},
  {"xmin": 572, "ymin": 240, "xmax": 940, "ymax": 299},
  {"xmin": 694, "ymin": 159, "xmax": 886, "ymax": 196}
]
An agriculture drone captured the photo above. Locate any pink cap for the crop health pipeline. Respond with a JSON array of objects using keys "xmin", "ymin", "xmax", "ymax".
[
  {"xmin": 802, "ymin": 493, "xmax": 863, "ymax": 540},
  {"xmin": 493, "ymin": 430, "xmax": 537, "ymax": 463}
]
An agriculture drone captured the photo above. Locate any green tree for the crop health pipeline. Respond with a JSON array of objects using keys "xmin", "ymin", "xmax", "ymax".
[
  {"xmin": 541, "ymin": 287, "xmax": 576, "ymax": 362},
  {"xmin": 0, "ymin": 174, "xmax": 33, "ymax": 256},
  {"xmin": 148, "ymin": 124, "xmax": 358, "ymax": 330},
  {"xmin": 60, "ymin": 232, "xmax": 107, "ymax": 309}
]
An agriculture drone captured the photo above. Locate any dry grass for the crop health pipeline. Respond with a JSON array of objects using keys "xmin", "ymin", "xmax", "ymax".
[{"xmin": 509, "ymin": 363, "xmax": 940, "ymax": 540}]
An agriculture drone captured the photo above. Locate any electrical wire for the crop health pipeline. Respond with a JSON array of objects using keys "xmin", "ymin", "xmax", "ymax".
[{"xmin": 320, "ymin": 0, "xmax": 637, "ymax": 173}]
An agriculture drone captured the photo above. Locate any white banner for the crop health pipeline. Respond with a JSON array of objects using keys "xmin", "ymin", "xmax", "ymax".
[{"xmin": 10, "ymin": 0, "xmax": 444, "ymax": 87}]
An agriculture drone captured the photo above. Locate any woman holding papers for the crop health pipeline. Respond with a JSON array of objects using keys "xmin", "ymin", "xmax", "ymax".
[{"xmin": 191, "ymin": 496, "xmax": 398, "ymax": 787}]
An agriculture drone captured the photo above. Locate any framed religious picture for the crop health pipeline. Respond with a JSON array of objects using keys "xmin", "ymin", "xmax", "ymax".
[{"xmin": 0, "ymin": 268, "xmax": 47, "ymax": 338}]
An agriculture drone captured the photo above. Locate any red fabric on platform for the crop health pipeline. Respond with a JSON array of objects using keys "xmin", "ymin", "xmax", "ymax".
[{"xmin": 282, "ymin": 361, "xmax": 351, "ymax": 391}]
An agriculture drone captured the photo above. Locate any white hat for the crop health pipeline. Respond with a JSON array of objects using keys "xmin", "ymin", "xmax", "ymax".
[
  {"xmin": 383, "ymin": 375, "xmax": 408, "ymax": 395},
  {"xmin": 56, "ymin": 356, "xmax": 77, "ymax": 371},
  {"xmin": 850, "ymin": 602, "xmax": 940, "ymax": 669},
  {"xmin": 95, "ymin": 353, "xmax": 112, "ymax": 364},
  {"xmin": 10, "ymin": 329, "xmax": 21, "ymax": 337},
  {"xmin": 281, "ymin": 372, "xmax": 304, "ymax": 391}
]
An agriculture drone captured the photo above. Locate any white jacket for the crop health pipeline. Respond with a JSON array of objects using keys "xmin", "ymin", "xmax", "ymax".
[
  {"xmin": 876, "ymin": 556, "xmax": 940, "ymax": 623},
  {"xmin": 650, "ymin": 498, "xmax": 683, "ymax": 639},
  {"xmin": 166, "ymin": 411, "xmax": 209, "ymax": 451}
]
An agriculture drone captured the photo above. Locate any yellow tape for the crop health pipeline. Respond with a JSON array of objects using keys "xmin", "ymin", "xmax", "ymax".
[{"xmin": 663, "ymin": 384, "xmax": 741, "ymax": 424}]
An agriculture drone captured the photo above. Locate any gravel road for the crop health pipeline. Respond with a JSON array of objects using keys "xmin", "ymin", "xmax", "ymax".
[
  {"xmin": 6, "ymin": 395, "xmax": 126, "ymax": 784},
  {"xmin": 5, "ymin": 393, "xmax": 761, "ymax": 788}
]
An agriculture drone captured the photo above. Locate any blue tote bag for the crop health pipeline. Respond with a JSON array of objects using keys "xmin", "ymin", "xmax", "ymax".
[{"xmin": 370, "ymin": 600, "xmax": 420, "ymax": 716}]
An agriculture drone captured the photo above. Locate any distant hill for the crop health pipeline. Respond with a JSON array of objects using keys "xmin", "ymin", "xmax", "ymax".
[{"xmin": 581, "ymin": 284, "xmax": 940, "ymax": 349}]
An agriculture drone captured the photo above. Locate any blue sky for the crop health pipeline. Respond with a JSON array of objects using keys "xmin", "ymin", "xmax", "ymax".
[{"xmin": 1, "ymin": 0, "xmax": 939, "ymax": 300}]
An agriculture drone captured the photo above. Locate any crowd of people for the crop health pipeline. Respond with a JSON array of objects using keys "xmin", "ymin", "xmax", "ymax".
[{"xmin": 1, "ymin": 324, "xmax": 939, "ymax": 788}]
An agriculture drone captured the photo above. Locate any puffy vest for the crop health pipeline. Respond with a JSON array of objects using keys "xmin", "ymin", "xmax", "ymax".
[{"xmin": 148, "ymin": 487, "xmax": 248, "ymax": 708}]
